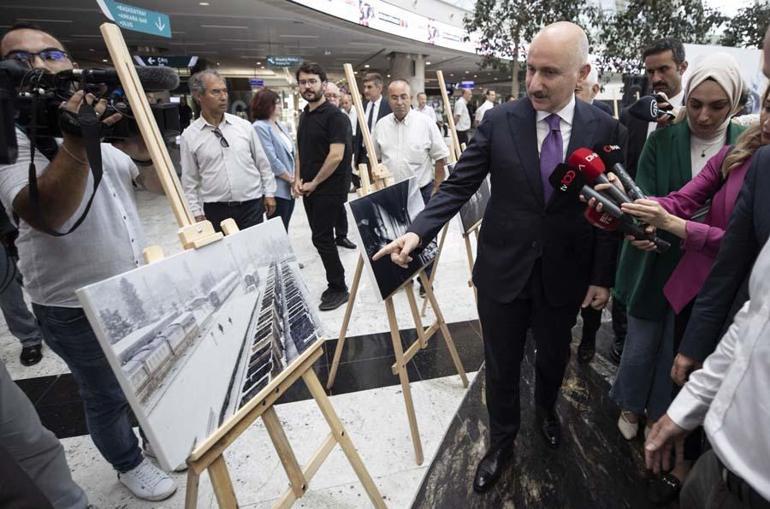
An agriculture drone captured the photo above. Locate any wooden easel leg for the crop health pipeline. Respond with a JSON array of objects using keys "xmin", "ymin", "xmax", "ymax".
[
  {"xmin": 420, "ymin": 224, "xmax": 449, "ymax": 316},
  {"xmin": 327, "ymin": 255, "xmax": 364, "ymax": 389},
  {"xmin": 418, "ymin": 272, "xmax": 469, "ymax": 388},
  {"xmin": 385, "ymin": 298, "xmax": 424, "ymax": 465},
  {"xmin": 184, "ymin": 470, "xmax": 200, "ymax": 509},
  {"xmin": 302, "ymin": 369, "xmax": 387, "ymax": 509},
  {"xmin": 262, "ymin": 407, "xmax": 307, "ymax": 498},
  {"xmin": 406, "ymin": 281, "xmax": 428, "ymax": 348},
  {"xmin": 208, "ymin": 456, "xmax": 238, "ymax": 509}
]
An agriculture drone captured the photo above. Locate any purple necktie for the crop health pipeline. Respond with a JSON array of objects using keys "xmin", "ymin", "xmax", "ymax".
[{"xmin": 539, "ymin": 113, "xmax": 563, "ymax": 204}]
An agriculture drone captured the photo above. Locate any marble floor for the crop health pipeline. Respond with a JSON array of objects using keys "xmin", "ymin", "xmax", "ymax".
[{"xmin": 2, "ymin": 190, "xmax": 658, "ymax": 508}]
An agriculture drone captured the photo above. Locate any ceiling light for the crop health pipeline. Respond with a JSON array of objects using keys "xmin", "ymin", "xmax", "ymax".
[
  {"xmin": 102, "ymin": 59, "xmax": 109, "ymax": 63},
  {"xmin": 216, "ymin": 61, "xmax": 221, "ymax": 65},
  {"xmin": 465, "ymin": 71, "xmax": 469, "ymax": 74},
  {"xmin": 474, "ymin": 74, "xmax": 478, "ymax": 77},
  {"xmin": 89, "ymin": 48, "xmax": 95, "ymax": 52},
  {"xmin": 364, "ymin": 64, "xmax": 370, "ymax": 68},
  {"xmin": 278, "ymin": 34, "xmax": 319, "ymax": 39},
  {"xmin": 18, "ymin": 18, "xmax": 73, "ymax": 23},
  {"xmin": 199, "ymin": 1, "xmax": 209, "ymax": 4},
  {"xmin": 386, "ymin": 74, "xmax": 391, "ymax": 78},
  {"xmin": 425, "ymin": 61, "xmax": 431, "ymax": 65},
  {"xmin": 449, "ymin": 73, "xmax": 454, "ymax": 76},
  {"xmin": 257, "ymin": 61, "xmax": 261, "ymax": 65}
]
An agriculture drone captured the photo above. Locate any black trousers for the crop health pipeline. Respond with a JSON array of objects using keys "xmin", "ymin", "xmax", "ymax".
[
  {"xmin": 477, "ymin": 262, "xmax": 579, "ymax": 449},
  {"xmin": 304, "ymin": 193, "xmax": 347, "ymax": 291},
  {"xmin": 335, "ymin": 200, "xmax": 348, "ymax": 240},
  {"xmin": 580, "ymin": 305, "xmax": 602, "ymax": 342},
  {"xmin": 203, "ymin": 198, "xmax": 264, "ymax": 232},
  {"xmin": 457, "ymin": 130, "xmax": 470, "ymax": 146}
]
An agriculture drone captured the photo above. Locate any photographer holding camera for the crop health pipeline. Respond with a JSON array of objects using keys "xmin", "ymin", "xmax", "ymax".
[{"xmin": 0, "ymin": 23, "xmax": 177, "ymax": 501}]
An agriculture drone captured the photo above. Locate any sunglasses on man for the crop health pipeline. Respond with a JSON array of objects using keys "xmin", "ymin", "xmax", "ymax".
[{"xmin": 2, "ymin": 48, "xmax": 69, "ymax": 68}]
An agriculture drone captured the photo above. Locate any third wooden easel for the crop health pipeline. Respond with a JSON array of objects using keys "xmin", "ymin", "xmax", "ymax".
[
  {"xmin": 101, "ymin": 24, "xmax": 384, "ymax": 508},
  {"xmin": 326, "ymin": 64, "xmax": 468, "ymax": 465}
]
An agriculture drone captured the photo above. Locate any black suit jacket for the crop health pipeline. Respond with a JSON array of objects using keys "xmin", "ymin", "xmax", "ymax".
[
  {"xmin": 592, "ymin": 100, "xmax": 613, "ymax": 116},
  {"xmin": 619, "ymin": 106, "xmax": 650, "ymax": 179},
  {"xmin": 408, "ymin": 98, "xmax": 627, "ymax": 306},
  {"xmin": 356, "ymin": 98, "xmax": 392, "ymax": 165},
  {"xmin": 679, "ymin": 146, "xmax": 770, "ymax": 362}
]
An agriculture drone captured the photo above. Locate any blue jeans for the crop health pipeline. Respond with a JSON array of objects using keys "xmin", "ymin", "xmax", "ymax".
[
  {"xmin": 32, "ymin": 304, "xmax": 143, "ymax": 473},
  {"xmin": 609, "ymin": 309, "xmax": 674, "ymax": 421},
  {"xmin": 269, "ymin": 197, "xmax": 296, "ymax": 230}
]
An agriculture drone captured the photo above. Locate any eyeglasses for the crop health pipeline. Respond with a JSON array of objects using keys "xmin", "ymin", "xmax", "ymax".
[
  {"xmin": 298, "ymin": 78, "xmax": 320, "ymax": 87},
  {"xmin": 212, "ymin": 127, "xmax": 229, "ymax": 148},
  {"xmin": 3, "ymin": 48, "xmax": 69, "ymax": 68}
]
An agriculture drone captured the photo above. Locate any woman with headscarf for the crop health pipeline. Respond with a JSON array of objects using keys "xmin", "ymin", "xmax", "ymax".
[{"xmin": 608, "ymin": 53, "xmax": 746, "ymax": 501}]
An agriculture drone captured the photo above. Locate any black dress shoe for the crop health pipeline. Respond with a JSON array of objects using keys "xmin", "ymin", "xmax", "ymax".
[
  {"xmin": 537, "ymin": 410, "xmax": 561, "ymax": 449},
  {"xmin": 473, "ymin": 446, "xmax": 513, "ymax": 493},
  {"xmin": 577, "ymin": 340, "xmax": 595, "ymax": 364},
  {"xmin": 319, "ymin": 289, "xmax": 349, "ymax": 311},
  {"xmin": 20, "ymin": 344, "xmax": 43, "ymax": 366},
  {"xmin": 335, "ymin": 237, "xmax": 357, "ymax": 249}
]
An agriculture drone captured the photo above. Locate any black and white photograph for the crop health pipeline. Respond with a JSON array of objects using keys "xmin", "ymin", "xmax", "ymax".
[
  {"xmin": 347, "ymin": 177, "xmax": 438, "ymax": 300},
  {"xmin": 76, "ymin": 218, "xmax": 324, "ymax": 471},
  {"xmin": 448, "ymin": 163, "xmax": 490, "ymax": 234}
]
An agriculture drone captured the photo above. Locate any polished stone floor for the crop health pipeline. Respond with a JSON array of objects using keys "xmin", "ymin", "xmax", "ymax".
[{"xmin": 1, "ymin": 189, "xmax": 663, "ymax": 508}]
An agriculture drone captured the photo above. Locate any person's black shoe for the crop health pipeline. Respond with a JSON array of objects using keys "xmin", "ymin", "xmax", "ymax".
[
  {"xmin": 577, "ymin": 337, "xmax": 596, "ymax": 364},
  {"xmin": 647, "ymin": 473, "xmax": 682, "ymax": 506},
  {"xmin": 319, "ymin": 289, "xmax": 349, "ymax": 311},
  {"xmin": 20, "ymin": 344, "xmax": 43, "ymax": 366},
  {"xmin": 473, "ymin": 446, "xmax": 513, "ymax": 493},
  {"xmin": 536, "ymin": 408, "xmax": 561, "ymax": 449},
  {"xmin": 335, "ymin": 237, "xmax": 357, "ymax": 249},
  {"xmin": 609, "ymin": 342, "xmax": 623, "ymax": 365}
]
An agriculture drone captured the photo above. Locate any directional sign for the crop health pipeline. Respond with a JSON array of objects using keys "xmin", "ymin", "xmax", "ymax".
[
  {"xmin": 266, "ymin": 56, "xmax": 302, "ymax": 68},
  {"xmin": 249, "ymin": 78, "xmax": 265, "ymax": 89},
  {"xmin": 458, "ymin": 81, "xmax": 475, "ymax": 89},
  {"xmin": 134, "ymin": 55, "xmax": 198, "ymax": 68},
  {"xmin": 97, "ymin": 0, "xmax": 172, "ymax": 38}
]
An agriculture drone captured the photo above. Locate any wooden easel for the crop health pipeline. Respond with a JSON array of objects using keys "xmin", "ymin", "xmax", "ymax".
[
  {"xmin": 101, "ymin": 23, "xmax": 384, "ymax": 508},
  {"xmin": 326, "ymin": 65, "xmax": 469, "ymax": 466}
]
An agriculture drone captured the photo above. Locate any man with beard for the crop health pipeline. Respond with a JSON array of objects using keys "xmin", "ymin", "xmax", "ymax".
[{"xmin": 295, "ymin": 62, "xmax": 353, "ymax": 311}]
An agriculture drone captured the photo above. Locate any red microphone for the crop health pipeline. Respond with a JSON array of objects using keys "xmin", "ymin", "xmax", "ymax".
[
  {"xmin": 567, "ymin": 147, "xmax": 633, "ymax": 206},
  {"xmin": 584, "ymin": 206, "xmax": 619, "ymax": 231}
]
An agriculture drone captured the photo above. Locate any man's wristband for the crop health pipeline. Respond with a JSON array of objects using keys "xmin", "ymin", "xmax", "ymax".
[{"xmin": 131, "ymin": 158, "xmax": 153, "ymax": 167}]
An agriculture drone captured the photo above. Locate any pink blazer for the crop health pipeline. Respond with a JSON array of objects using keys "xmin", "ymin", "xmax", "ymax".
[{"xmin": 654, "ymin": 145, "xmax": 751, "ymax": 313}]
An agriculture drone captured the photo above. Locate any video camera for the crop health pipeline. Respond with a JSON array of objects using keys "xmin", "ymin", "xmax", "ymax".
[{"xmin": 0, "ymin": 60, "xmax": 181, "ymax": 164}]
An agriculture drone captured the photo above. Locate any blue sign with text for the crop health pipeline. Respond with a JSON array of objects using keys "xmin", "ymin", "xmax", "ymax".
[
  {"xmin": 267, "ymin": 56, "xmax": 302, "ymax": 68},
  {"xmin": 97, "ymin": 0, "xmax": 171, "ymax": 38}
]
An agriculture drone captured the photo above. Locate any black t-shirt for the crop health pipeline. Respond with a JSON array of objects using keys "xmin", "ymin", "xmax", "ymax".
[{"xmin": 297, "ymin": 101, "xmax": 352, "ymax": 195}]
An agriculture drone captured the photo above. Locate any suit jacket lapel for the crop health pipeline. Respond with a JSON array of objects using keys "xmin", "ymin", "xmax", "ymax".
[{"xmin": 507, "ymin": 98, "xmax": 543, "ymax": 207}]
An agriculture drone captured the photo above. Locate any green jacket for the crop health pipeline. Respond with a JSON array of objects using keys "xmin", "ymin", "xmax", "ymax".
[{"xmin": 613, "ymin": 121, "xmax": 745, "ymax": 320}]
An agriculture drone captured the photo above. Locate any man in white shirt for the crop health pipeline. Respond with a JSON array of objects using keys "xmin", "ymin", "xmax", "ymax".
[
  {"xmin": 645, "ymin": 237, "xmax": 770, "ymax": 508},
  {"xmin": 474, "ymin": 89, "xmax": 496, "ymax": 126},
  {"xmin": 0, "ymin": 23, "xmax": 175, "ymax": 501},
  {"xmin": 373, "ymin": 80, "xmax": 449, "ymax": 203},
  {"xmin": 454, "ymin": 88, "xmax": 472, "ymax": 145},
  {"xmin": 180, "ymin": 70, "xmax": 276, "ymax": 232},
  {"xmin": 416, "ymin": 92, "xmax": 438, "ymax": 124},
  {"xmin": 575, "ymin": 67, "xmax": 613, "ymax": 116}
]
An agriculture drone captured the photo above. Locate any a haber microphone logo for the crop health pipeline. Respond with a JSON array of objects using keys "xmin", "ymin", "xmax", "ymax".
[{"xmin": 560, "ymin": 169, "xmax": 577, "ymax": 191}]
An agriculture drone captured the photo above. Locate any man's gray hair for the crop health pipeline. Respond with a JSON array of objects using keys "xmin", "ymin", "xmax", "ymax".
[{"xmin": 190, "ymin": 69, "xmax": 222, "ymax": 96}]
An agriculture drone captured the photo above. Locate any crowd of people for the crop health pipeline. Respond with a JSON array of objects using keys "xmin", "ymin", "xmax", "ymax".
[{"xmin": 0, "ymin": 14, "xmax": 768, "ymax": 509}]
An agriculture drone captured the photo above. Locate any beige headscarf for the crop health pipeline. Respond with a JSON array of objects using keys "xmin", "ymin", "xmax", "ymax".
[{"xmin": 677, "ymin": 52, "xmax": 744, "ymax": 138}]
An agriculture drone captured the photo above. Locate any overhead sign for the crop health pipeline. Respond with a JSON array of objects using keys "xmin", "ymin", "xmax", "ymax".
[
  {"xmin": 267, "ymin": 56, "xmax": 302, "ymax": 68},
  {"xmin": 458, "ymin": 81, "xmax": 475, "ymax": 89},
  {"xmin": 97, "ymin": 0, "xmax": 172, "ymax": 38},
  {"xmin": 249, "ymin": 78, "xmax": 265, "ymax": 88},
  {"xmin": 134, "ymin": 55, "xmax": 198, "ymax": 68}
]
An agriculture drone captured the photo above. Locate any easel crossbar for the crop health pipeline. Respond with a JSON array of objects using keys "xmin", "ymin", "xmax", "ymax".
[{"xmin": 390, "ymin": 321, "xmax": 441, "ymax": 375}]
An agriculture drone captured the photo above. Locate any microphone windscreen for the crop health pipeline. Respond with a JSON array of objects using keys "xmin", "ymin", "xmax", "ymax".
[
  {"xmin": 628, "ymin": 96, "xmax": 658, "ymax": 122},
  {"xmin": 548, "ymin": 162, "xmax": 585, "ymax": 196},
  {"xmin": 584, "ymin": 206, "xmax": 618, "ymax": 231},
  {"xmin": 567, "ymin": 147, "xmax": 606, "ymax": 183},
  {"xmin": 135, "ymin": 66, "xmax": 180, "ymax": 91},
  {"xmin": 0, "ymin": 59, "xmax": 33, "ymax": 83},
  {"xmin": 593, "ymin": 143, "xmax": 624, "ymax": 169}
]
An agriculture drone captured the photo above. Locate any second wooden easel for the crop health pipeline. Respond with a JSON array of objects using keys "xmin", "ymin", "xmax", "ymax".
[
  {"xmin": 326, "ymin": 64, "xmax": 468, "ymax": 465},
  {"xmin": 101, "ymin": 23, "xmax": 384, "ymax": 508}
]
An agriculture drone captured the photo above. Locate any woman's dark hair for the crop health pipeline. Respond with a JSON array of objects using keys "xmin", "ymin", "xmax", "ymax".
[
  {"xmin": 295, "ymin": 62, "xmax": 327, "ymax": 83},
  {"xmin": 250, "ymin": 89, "xmax": 280, "ymax": 121}
]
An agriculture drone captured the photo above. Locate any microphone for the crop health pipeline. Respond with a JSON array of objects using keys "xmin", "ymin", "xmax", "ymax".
[
  {"xmin": 593, "ymin": 144, "xmax": 647, "ymax": 201},
  {"xmin": 567, "ymin": 148, "xmax": 633, "ymax": 206},
  {"xmin": 580, "ymin": 186, "xmax": 670, "ymax": 253},
  {"xmin": 65, "ymin": 66, "xmax": 180, "ymax": 91},
  {"xmin": 628, "ymin": 95, "xmax": 676, "ymax": 123},
  {"xmin": 548, "ymin": 163, "xmax": 585, "ymax": 197}
]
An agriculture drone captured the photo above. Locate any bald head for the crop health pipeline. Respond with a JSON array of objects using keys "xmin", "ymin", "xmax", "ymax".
[
  {"xmin": 526, "ymin": 21, "xmax": 590, "ymax": 112},
  {"xmin": 387, "ymin": 79, "xmax": 412, "ymax": 120}
]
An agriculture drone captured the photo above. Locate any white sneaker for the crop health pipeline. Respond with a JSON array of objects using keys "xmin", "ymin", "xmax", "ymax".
[
  {"xmin": 118, "ymin": 458, "xmax": 177, "ymax": 501},
  {"xmin": 617, "ymin": 411, "xmax": 639, "ymax": 440}
]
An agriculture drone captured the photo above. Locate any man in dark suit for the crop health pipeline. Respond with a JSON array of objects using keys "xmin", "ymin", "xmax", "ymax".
[
  {"xmin": 575, "ymin": 66, "xmax": 613, "ymax": 117},
  {"xmin": 374, "ymin": 22, "xmax": 625, "ymax": 492},
  {"xmin": 356, "ymin": 72, "xmax": 392, "ymax": 171}
]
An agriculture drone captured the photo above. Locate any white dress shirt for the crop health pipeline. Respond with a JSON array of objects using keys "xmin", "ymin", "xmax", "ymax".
[
  {"xmin": 475, "ymin": 100, "xmax": 495, "ymax": 125},
  {"xmin": 180, "ymin": 113, "xmax": 277, "ymax": 217},
  {"xmin": 667, "ymin": 240, "xmax": 770, "ymax": 501},
  {"xmin": 535, "ymin": 95, "xmax": 575, "ymax": 161},
  {"xmin": 646, "ymin": 90, "xmax": 684, "ymax": 138},
  {"xmin": 344, "ymin": 107, "xmax": 358, "ymax": 136},
  {"xmin": 0, "ymin": 129, "xmax": 145, "ymax": 307},
  {"xmin": 364, "ymin": 97, "xmax": 383, "ymax": 133},
  {"xmin": 373, "ymin": 110, "xmax": 450, "ymax": 188},
  {"xmin": 417, "ymin": 104, "xmax": 437, "ymax": 124},
  {"xmin": 454, "ymin": 96, "xmax": 471, "ymax": 131}
]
